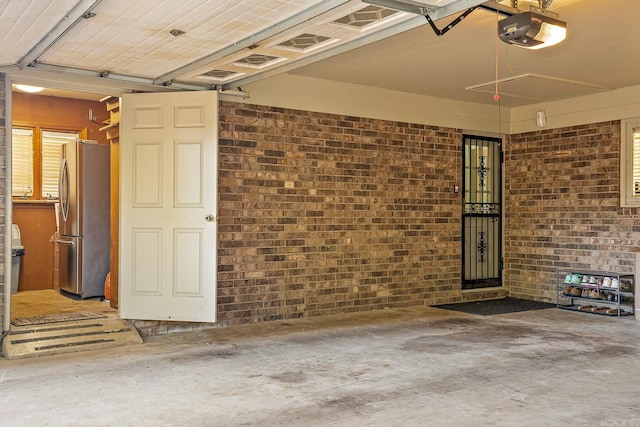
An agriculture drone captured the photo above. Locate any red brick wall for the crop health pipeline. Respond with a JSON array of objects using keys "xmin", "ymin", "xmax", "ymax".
[
  {"xmin": 216, "ymin": 101, "xmax": 465, "ymax": 326},
  {"xmin": 505, "ymin": 120, "xmax": 640, "ymax": 301}
]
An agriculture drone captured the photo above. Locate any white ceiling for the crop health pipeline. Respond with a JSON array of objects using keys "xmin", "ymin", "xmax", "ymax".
[{"xmin": 1, "ymin": 0, "xmax": 639, "ymax": 107}]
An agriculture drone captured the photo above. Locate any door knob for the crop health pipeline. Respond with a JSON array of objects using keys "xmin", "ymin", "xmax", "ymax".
[{"xmin": 205, "ymin": 214, "xmax": 215, "ymax": 222}]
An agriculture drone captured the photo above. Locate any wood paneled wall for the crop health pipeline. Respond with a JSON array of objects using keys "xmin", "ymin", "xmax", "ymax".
[{"xmin": 12, "ymin": 92, "xmax": 108, "ymax": 143}]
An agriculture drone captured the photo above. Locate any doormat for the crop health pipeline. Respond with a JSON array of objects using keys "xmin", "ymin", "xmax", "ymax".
[
  {"xmin": 11, "ymin": 312, "xmax": 108, "ymax": 327},
  {"xmin": 433, "ymin": 297, "xmax": 555, "ymax": 316}
]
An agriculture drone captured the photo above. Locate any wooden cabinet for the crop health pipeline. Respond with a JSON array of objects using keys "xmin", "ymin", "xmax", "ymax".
[{"xmin": 12, "ymin": 203, "xmax": 57, "ymax": 291}]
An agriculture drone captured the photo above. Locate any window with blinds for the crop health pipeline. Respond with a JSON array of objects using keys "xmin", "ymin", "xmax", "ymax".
[
  {"xmin": 42, "ymin": 131, "xmax": 78, "ymax": 199},
  {"xmin": 621, "ymin": 118, "xmax": 640, "ymax": 207},
  {"xmin": 11, "ymin": 128, "xmax": 79, "ymax": 200},
  {"xmin": 633, "ymin": 128, "xmax": 640, "ymax": 196},
  {"xmin": 12, "ymin": 128, "xmax": 34, "ymax": 197}
]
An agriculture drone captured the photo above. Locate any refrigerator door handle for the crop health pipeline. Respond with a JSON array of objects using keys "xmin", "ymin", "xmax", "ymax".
[{"xmin": 59, "ymin": 158, "xmax": 69, "ymax": 222}]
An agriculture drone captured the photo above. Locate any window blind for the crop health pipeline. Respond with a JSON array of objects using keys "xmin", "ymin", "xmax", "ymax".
[
  {"xmin": 12, "ymin": 129, "xmax": 34, "ymax": 197},
  {"xmin": 633, "ymin": 128, "xmax": 640, "ymax": 196},
  {"xmin": 42, "ymin": 131, "xmax": 78, "ymax": 199}
]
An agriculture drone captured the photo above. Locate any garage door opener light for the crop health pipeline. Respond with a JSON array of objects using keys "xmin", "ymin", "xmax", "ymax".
[{"xmin": 498, "ymin": 9, "xmax": 566, "ymax": 50}]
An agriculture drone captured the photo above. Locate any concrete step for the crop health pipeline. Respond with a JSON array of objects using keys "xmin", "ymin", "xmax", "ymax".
[{"xmin": 2, "ymin": 318, "xmax": 143, "ymax": 359}]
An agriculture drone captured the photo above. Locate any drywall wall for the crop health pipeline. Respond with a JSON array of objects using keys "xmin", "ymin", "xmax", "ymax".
[
  {"xmin": 240, "ymin": 75, "xmax": 640, "ymax": 136},
  {"xmin": 241, "ymin": 74, "xmax": 509, "ymax": 135},
  {"xmin": 510, "ymin": 84, "xmax": 640, "ymax": 134}
]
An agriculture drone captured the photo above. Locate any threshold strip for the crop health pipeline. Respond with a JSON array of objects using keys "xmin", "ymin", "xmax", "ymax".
[{"xmin": 9, "ymin": 328, "xmax": 133, "ymax": 345}]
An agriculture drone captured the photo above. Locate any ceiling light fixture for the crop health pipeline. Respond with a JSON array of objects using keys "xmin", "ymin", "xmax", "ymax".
[
  {"xmin": 498, "ymin": 9, "xmax": 566, "ymax": 50},
  {"xmin": 15, "ymin": 84, "xmax": 44, "ymax": 93}
]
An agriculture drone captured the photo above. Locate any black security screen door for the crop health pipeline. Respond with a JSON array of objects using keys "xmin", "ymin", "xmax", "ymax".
[{"xmin": 462, "ymin": 135, "xmax": 502, "ymax": 290}]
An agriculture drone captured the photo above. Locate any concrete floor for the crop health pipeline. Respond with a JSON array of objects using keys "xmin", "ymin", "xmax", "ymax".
[{"xmin": 1, "ymin": 306, "xmax": 639, "ymax": 426}]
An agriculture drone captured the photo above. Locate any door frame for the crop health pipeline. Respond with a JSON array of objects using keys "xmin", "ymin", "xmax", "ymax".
[
  {"xmin": 461, "ymin": 133, "xmax": 504, "ymax": 290},
  {"xmin": 2, "ymin": 79, "xmax": 110, "ymax": 329},
  {"xmin": 1, "ymin": 73, "xmax": 200, "ymax": 331},
  {"xmin": 3, "ymin": 76, "xmax": 14, "ymax": 331}
]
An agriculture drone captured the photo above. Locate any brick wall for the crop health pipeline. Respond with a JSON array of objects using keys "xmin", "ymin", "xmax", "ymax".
[
  {"xmin": 0, "ymin": 73, "xmax": 5, "ymax": 331},
  {"xmin": 9, "ymin": 95, "xmax": 631, "ymax": 332},
  {"xmin": 217, "ymin": 101, "xmax": 465, "ymax": 326},
  {"xmin": 505, "ymin": 120, "xmax": 640, "ymax": 302}
]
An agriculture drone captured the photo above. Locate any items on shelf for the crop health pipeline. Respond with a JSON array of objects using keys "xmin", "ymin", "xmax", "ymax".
[
  {"xmin": 99, "ymin": 96, "xmax": 120, "ymax": 142},
  {"xmin": 556, "ymin": 270, "xmax": 634, "ymax": 317}
]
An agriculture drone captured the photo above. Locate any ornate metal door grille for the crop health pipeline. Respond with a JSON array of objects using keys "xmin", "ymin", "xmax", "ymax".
[{"xmin": 462, "ymin": 135, "xmax": 502, "ymax": 289}]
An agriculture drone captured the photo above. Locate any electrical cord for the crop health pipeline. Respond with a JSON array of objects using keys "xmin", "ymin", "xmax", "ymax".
[{"xmin": 0, "ymin": 329, "xmax": 9, "ymax": 352}]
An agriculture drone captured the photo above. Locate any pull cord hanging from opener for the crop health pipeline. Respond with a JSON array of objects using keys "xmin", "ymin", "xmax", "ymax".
[{"xmin": 494, "ymin": 8, "xmax": 500, "ymax": 102}]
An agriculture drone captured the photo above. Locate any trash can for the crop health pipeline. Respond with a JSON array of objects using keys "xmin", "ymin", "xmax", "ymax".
[{"xmin": 11, "ymin": 224, "xmax": 25, "ymax": 294}]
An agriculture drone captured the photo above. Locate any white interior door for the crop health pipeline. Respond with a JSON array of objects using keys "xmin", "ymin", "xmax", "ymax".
[{"xmin": 120, "ymin": 91, "xmax": 217, "ymax": 322}]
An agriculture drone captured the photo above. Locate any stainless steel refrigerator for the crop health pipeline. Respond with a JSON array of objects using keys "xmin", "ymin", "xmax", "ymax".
[{"xmin": 57, "ymin": 140, "xmax": 110, "ymax": 299}]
